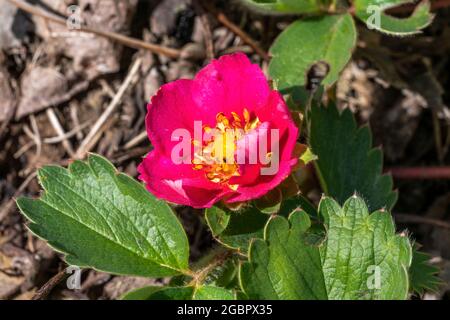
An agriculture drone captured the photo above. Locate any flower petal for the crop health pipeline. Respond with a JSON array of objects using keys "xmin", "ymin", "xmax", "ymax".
[
  {"xmin": 191, "ymin": 53, "xmax": 271, "ymax": 126},
  {"xmin": 138, "ymin": 151, "xmax": 231, "ymax": 208},
  {"xmin": 140, "ymin": 53, "xmax": 299, "ymax": 208},
  {"xmin": 146, "ymin": 80, "xmax": 198, "ymax": 157},
  {"xmin": 227, "ymin": 91, "xmax": 299, "ymax": 203}
]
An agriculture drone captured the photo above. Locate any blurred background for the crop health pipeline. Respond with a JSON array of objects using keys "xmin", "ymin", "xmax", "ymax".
[{"xmin": 0, "ymin": 0, "xmax": 449, "ymax": 299}]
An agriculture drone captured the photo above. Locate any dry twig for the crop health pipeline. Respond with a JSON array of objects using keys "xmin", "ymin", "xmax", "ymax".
[
  {"xmin": 23, "ymin": 115, "xmax": 42, "ymax": 174},
  {"xmin": 46, "ymin": 108, "xmax": 75, "ymax": 157},
  {"xmin": 44, "ymin": 120, "xmax": 92, "ymax": 144},
  {"xmin": 387, "ymin": 166, "xmax": 450, "ymax": 179},
  {"xmin": 193, "ymin": 0, "xmax": 215, "ymax": 61},
  {"xmin": 123, "ymin": 131, "xmax": 148, "ymax": 150},
  {"xmin": 32, "ymin": 269, "xmax": 68, "ymax": 300},
  {"xmin": 70, "ymin": 104, "xmax": 84, "ymax": 141}
]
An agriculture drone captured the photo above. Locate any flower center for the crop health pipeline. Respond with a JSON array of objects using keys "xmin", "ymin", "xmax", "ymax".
[{"xmin": 192, "ymin": 109, "xmax": 260, "ymax": 190}]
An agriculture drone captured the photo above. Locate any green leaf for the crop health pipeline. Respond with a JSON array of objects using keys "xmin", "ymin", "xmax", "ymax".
[
  {"xmin": 240, "ymin": 210, "xmax": 328, "ymax": 299},
  {"xmin": 206, "ymin": 205, "xmax": 268, "ymax": 254},
  {"xmin": 203, "ymin": 256, "xmax": 240, "ymax": 289},
  {"xmin": 121, "ymin": 286, "xmax": 162, "ymax": 300},
  {"xmin": 16, "ymin": 154, "xmax": 190, "ymax": 277},
  {"xmin": 279, "ymin": 194, "xmax": 318, "ymax": 218},
  {"xmin": 355, "ymin": 0, "xmax": 434, "ymax": 35},
  {"xmin": 269, "ymin": 14, "xmax": 356, "ymax": 92},
  {"xmin": 150, "ymin": 287, "xmax": 195, "ymax": 300},
  {"xmin": 309, "ymin": 103, "xmax": 397, "ymax": 211},
  {"xmin": 240, "ymin": 195, "xmax": 412, "ymax": 300},
  {"xmin": 320, "ymin": 196, "xmax": 412, "ymax": 299},
  {"xmin": 206, "ymin": 195, "xmax": 318, "ymax": 254},
  {"xmin": 123, "ymin": 286, "xmax": 234, "ymax": 300},
  {"xmin": 193, "ymin": 286, "xmax": 235, "ymax": 300},
  {"xmin": 244, "ymin": 0, "xmax": 326, "ymax": 14},
  {"xmin": 409, "ymin": 248, "xmax": 441, "ymax": 295}
]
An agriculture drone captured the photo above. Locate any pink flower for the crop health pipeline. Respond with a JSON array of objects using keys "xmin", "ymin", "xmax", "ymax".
[{"xmin": 138, "ymin": 53, "xmax": 299, "ymax": 208}]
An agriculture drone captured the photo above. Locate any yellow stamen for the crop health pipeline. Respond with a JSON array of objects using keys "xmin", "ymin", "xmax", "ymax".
[
  {"xmin": 193, "ymin": 110, "xmax": 261, "ymax": 189},
  {"xmin": 243, "ymin": 108, "xmax": 250, "ymax": 123},
  {"xmin": 203, "ymin": 125, "xmax": 212, "ymax": 134},
  {"xmin": 245, "ymin": 117, "xmax": 260, "ymax": 131},
  {"xmin": 231, "ymin": 112, "xmax": 241, "ymax": 123}
]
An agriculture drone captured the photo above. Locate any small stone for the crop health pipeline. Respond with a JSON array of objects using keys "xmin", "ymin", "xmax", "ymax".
[
  {"xmin": 150, "ymin": 0, "xmax": 190, "ymax": 37},
  {"xmin": 16, "ymin": 66, "xmax": 68, "ymax": 119},
  {"xmin": 0, "ymin": 1, "xmax": 33, "ymax": 50}
]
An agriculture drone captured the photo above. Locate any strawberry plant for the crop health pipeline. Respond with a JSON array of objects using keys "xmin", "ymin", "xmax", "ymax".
[{"xmin": 15, "ymin": 1, "xmax": 440, "ymax": 300}]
